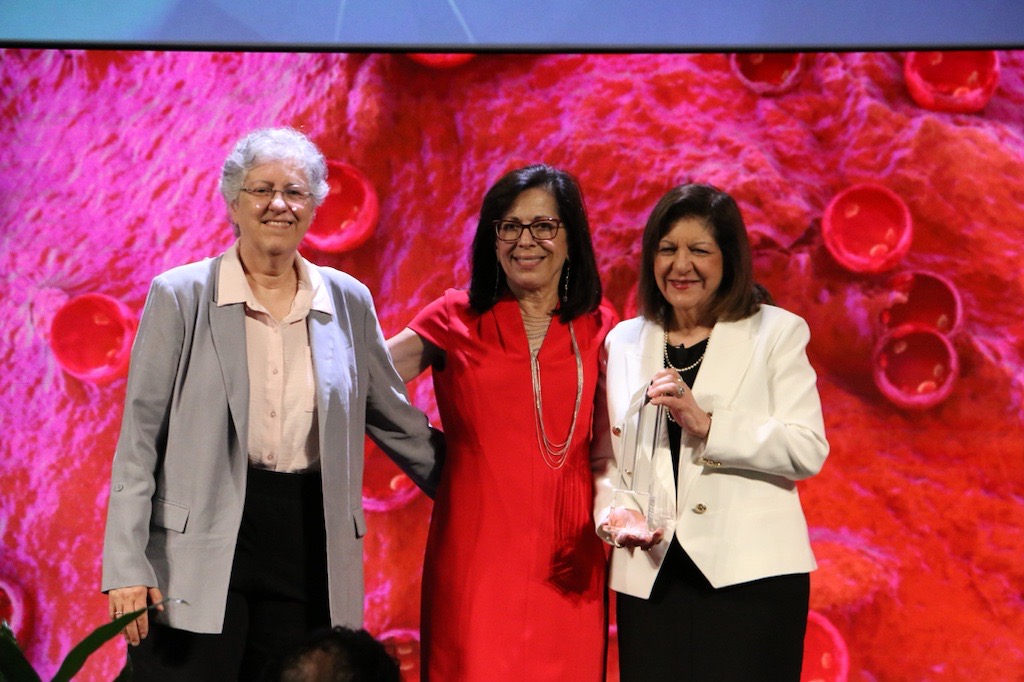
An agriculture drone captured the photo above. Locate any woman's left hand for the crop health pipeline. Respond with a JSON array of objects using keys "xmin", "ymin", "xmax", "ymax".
[
  {"xmin": 108, "ymin": 585, "xmax": 164, "ymax": 646},
  {"xmin": 602, "ymin": 507, "xmax": 664, "ymax": 552},
  {"xmin": 647, "ymin": 368, "xmax": 712, "ymax": 439}
]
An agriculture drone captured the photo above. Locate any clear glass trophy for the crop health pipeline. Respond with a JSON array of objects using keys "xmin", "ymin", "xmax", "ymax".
[{"xmin": 606, "ymin": 398, "xmax": 668, "ymax": 545}]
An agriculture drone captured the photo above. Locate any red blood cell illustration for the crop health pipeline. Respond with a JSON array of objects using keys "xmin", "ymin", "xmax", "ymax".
[
  {"xmin": 362, "ymin": 438, "xmax": 422, "ymax": 512},
  {"xmin": 377, "ymin": 628, "xmax": 421, "ymax": 681},
  {"xmin": 304, "ymin": 160, "xmax": 380, "ymax": 254},
  {"xmin": 880, "ymin": 271, "xmax": 962, "ymax": 335},
  {"xmin": 406, "ymin": 53, "xmax": 476, "ymax": 68},
  {"xmin": 0, "ymin": 577, "xmax": 30, "ymax": 645},
  {"xmin": 904, "ymin": 51, "xmax": 1000, "ymax": 113},
  {"xmin": 730, "ymin": 52, "xmax": 805, "ymax": 94},
  {"xmin": 801, "ymin": 610, "xmax": 849, "ymax": 682},
  {"xmin": 873, "ymin": 326, "xmax": 959, "ymax": 409},
  {"xmin": 48, "ymin": 293, "xmax": 137, "ymax": 384},
  {"xmin": 822, "ymin": 184, "xmax": 913, "ymax": 274}
]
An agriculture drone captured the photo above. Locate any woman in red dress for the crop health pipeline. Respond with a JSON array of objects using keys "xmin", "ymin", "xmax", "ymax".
[{"xmin": 389, "ymin": 165, "xmax": 616, "ymax": 680}]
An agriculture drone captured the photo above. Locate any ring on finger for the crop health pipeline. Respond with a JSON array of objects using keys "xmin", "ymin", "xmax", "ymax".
[{"xmin": 676, "ymin": 383, "xmax": 685, "ymax": 397}]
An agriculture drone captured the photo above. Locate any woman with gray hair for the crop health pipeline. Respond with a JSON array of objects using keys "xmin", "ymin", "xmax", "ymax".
[{"xmin": 101, "ymin": 127, "xmax": 443, "ymax": 680}]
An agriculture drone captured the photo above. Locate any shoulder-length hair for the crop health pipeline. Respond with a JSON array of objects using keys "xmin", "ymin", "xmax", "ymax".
[
  {"xmin": 467, "ymin": 164, "xmax": 602, "ymax": 323},
  {"xmin": 637, "ymin": 183, "xmax": 772, "ymax": 325}
]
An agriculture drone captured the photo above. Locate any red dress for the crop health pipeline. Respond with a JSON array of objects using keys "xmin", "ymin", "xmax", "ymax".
[{"xmin": 411, "ymin": 289, "xmax": 617, "ymax": 681}]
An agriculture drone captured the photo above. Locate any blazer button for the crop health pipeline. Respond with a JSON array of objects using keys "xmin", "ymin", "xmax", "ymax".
[
  {"xmin": 612, "ymin": 426, "xmax": 622, "ymax": 437},
  {"xmin": 113, "ymin": 483, "xmax": 124, "ymax": 492},
  {"xmin": 693, "ymin": 503, "xmax": 707, "ymax": 514}
]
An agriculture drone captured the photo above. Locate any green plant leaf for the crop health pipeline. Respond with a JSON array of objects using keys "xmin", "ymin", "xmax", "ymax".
[
  {"xmin": 50, "ymin": 599, "xmax": 184, "ymax": 682},
  {"xmin": 0, "ymin": 619, "xmax": 42, "ymax": 682}
]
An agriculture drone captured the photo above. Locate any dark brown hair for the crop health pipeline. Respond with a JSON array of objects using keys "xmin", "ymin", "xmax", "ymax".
[
  {"xmin": 637, "ymin": 183, "xmax": 771, "ymax": 325},
  {"xmin": 468, "ymin": 164, "xmax": 602, "ymax": 322}
]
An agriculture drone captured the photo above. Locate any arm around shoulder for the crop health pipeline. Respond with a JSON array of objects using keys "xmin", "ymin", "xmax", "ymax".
[
  {"xmin": 387, "ymin": 327, "xmax": 441, "ymax": 383},
  {"xmin": 362, "ymin": 301, "xmax": 445, "ymax": 498}
]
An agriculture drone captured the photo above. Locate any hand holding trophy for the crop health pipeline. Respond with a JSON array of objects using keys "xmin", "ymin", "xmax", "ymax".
[{"xmin": 603, "ymin": 396, "xmax": 669, "ymax": 551}]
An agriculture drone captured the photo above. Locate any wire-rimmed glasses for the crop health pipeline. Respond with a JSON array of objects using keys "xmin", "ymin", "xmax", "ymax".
[{"xmin": 240, "ymin": 187, "xmax": 312, "ymax": 207}]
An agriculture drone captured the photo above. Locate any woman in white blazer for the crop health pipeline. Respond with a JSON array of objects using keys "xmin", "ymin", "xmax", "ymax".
[{"xmin": 593, "ymin": 184, "xmax": 829, "ymax": 681}]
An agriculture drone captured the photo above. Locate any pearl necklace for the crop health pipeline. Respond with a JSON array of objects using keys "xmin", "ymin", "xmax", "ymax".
[
  {"xmin": 663, "ymin": 327, "xmax": 712, "ymax": 373},
  {"xmin": 531, "ymin": 321, "xmax": 583, "ymax": 470}
]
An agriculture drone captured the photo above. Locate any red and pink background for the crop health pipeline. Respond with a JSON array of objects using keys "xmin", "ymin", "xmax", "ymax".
[{"xmin": 1, "ymin": 49, "xmax": 1023, "ymax": 680}]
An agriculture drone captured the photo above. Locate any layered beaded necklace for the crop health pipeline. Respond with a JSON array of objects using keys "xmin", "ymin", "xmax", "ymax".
[
  {"xmin": 663, "ymin": 327, "xmax": 712, "ymax": 372},
  {"xmin": 524, "ymin": 311, "xmax": 583, "ymax": 470}
]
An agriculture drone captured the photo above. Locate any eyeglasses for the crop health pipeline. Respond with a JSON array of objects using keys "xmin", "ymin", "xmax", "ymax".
[
  {"xmin": 240, "ymin": 187, "xmax": 312, "ymax": 206},
  {"xmin": 494, "ymin": 218, "xmax": 562, "ymax": 242}
]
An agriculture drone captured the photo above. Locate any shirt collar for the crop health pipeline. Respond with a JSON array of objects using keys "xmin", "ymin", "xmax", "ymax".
[{"xmin": 217, "ymin": 241, "xmax": 333, "ymax": 317}]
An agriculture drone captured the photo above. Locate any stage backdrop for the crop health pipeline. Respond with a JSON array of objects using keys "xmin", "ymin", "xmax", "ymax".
[{"xmin": 1, "ymin": 49, "xmax": 1023, "ymax": 681}]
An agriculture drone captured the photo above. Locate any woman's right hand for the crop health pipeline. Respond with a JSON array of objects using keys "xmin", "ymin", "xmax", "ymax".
[
  {"xmin": 647, "ymin": 368, "xmax": 712, "ymax": 439},
  {"xmin": 108, "ymin": 585, "xmax": 164, "ymax": 646}
]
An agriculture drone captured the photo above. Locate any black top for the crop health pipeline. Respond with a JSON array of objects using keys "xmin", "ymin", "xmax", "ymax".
[{"xmin": 665, "ymin": 337, "xmax": 709, "ymax": 480}]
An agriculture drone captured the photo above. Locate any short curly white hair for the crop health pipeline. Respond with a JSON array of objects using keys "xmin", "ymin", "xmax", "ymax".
[{"xmin": 219, "ymin": 127, "xmax": 329, "ymax": 232}]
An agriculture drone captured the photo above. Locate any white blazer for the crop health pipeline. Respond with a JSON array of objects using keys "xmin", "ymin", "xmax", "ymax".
[{"xmin": 593, "ymin": 306, "xmax": 828, "ymax": 597}]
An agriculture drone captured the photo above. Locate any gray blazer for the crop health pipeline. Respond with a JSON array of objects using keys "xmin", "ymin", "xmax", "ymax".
[{"xmin": 101, "ymin": 254, "xmax": 443, "ymax": 633}]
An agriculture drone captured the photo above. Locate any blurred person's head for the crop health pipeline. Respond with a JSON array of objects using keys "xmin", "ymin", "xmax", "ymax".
[{"xmin": 273, "ymin": 626, "xmax": 400, "ymax": 682}]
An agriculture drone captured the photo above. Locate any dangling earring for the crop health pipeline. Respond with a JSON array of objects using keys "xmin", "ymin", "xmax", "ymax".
[
  {"xmin": 494, "ymin": 266, "xmax": 502, "ymax": 301},
  {"xmin": 561, "ymin": 261, "xmax": 571, "ymax": 303}
]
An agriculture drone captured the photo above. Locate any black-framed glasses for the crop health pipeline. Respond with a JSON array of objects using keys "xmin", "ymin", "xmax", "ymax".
[
  {"xmin": 494, "ymin": 218, "xmax": 562, "ymax": 242},
  {"xmin": 240, "ymin": 187, "xmax": 312, "ymax": 205}
]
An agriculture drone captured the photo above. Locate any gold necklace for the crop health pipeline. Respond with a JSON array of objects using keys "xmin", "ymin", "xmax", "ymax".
[
  {"xmin": 663, "ymin": 328, "xmax": 711, "ymax": 372},
  {"xmin": 530, "ymin": 322, "xmax": 583, "ymax": 470}
]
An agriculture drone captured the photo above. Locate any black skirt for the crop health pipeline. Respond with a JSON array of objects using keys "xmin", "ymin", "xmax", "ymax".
[{"xmin": 616, "ymin": 540, "xmax": 809, "ymax": 682}]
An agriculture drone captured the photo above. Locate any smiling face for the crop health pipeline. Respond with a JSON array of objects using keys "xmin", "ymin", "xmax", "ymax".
[
  {"xmin": 228, "ymin": 159, "xmax": 314, "ymax": 261},
  {"xmin": 496, "ymin": 187, "xmax": 569, "ymax": 302},
  {"xmin": 654, "ymin": 216, "xmax": 724, "ymax": 324}
]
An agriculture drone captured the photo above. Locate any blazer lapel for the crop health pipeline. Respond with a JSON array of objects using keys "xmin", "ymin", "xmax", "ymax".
[
  {"xmin": 623, "ymin": 319, "xmax": 664, "ymax": 397},
  {"xmin": 691, "ymin": 312, "xmax": 759, "ymax": 416},
  {"xmin": 307, "ymin": 308, "xmax": 336, "ymax": 453},
  {"xmin": 207, "ymin": 256, "xmax": 250, "ymax": 454}
]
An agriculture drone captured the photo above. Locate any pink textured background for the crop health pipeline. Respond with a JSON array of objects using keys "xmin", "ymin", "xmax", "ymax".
[{"xmin": 1, "ymin": 50, "xmax": 1023, "ymax": 680}]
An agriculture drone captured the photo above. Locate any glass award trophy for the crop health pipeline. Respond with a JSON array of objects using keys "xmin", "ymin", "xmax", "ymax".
[{"xmin": 606, "ymin": 397, "xmax": 668, "ymax": 545}]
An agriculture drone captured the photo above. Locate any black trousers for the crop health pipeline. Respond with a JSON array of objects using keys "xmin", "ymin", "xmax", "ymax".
[
  {"xmin": 129, "ymin": 467, "xmax": 331, "ymax": 681},
  {"xmin": 616, "ymin": 540, "xmax": 809, "ymax": 682}
]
